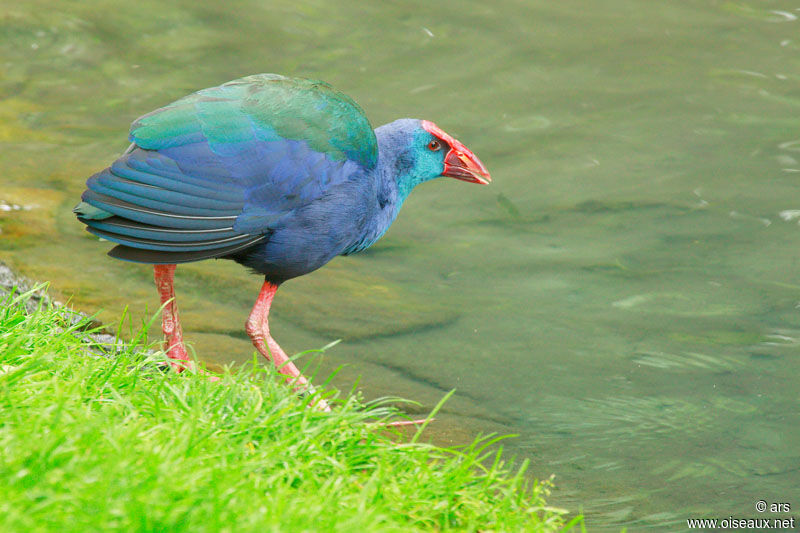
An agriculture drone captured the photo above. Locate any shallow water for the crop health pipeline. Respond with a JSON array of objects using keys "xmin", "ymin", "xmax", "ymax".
[{"xmin": 2, "ymin": 0, "xmax": 799, "ymax": 528}]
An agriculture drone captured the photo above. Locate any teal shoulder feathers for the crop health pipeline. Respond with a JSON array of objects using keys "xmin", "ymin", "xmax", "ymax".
[{"xmin": 130, "ymin": 74, "xmax": 378, "ymax": 169}]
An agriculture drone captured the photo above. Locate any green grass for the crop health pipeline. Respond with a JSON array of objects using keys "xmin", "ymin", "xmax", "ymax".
[{"xmin": 0, "ymin": 285, "xmax": 579, "ymax": 532}]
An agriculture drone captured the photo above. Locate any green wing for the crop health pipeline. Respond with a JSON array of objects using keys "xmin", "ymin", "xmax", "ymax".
[{"xmin": 130, "ymin": 73, "xmax": 378, "ymax": 169}]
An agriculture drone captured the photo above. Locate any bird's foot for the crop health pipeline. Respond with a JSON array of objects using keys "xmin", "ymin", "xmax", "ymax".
[
  {"xmin": 161, "ymin": 360, "xmax": 222, "ymax": 382},
  {"xmin": 164, "ymin": 340, "xmax": 191, "ymax": 372},
  {"xmin": 164, "ymin": 342, "xmax": 221, "ymax": 381},
  {"xmin": 313, "ymin": 397, "xmax": 332, "ymax": 412},
  {"xmin": 296, "ymin": 381, "xmax": 331, "ymax": 412}
]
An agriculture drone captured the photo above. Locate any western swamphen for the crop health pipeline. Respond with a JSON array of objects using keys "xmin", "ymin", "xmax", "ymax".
[{"xmin": 75, "ymin": 74, "xmax": 490, "ymax": 409}]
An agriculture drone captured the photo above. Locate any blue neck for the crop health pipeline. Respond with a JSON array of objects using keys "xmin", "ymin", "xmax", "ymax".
[
  {"xmin": 340, "ymin": 121, "xmax": 419, "ymax": 255},
  {"xmin": 375, "ymin": 119, "xmax": 424, "ymax": 205}
]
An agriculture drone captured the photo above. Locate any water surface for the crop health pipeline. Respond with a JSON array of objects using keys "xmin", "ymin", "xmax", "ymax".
[{"xmin": 2, "ymin": 1, "xmax": 799, "ymax": 528}]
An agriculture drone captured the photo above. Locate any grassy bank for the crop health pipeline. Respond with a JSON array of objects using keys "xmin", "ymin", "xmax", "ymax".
[{"xmin": 0, "ymin": 285, "xmax": 579, "ymax": 532}]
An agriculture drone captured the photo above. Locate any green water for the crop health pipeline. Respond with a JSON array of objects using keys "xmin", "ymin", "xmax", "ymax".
[{"xmin": 2, "ymin": 1, "xmax": 799, "ymax": 528}]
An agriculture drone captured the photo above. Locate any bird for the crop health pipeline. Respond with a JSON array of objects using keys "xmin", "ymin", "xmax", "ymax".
[{"xmin": 74, "ymin": 74, "xmax": 490, "ymax": 410}]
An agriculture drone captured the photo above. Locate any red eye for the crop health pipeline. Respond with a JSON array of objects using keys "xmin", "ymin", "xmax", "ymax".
[{"xmin": 428, "ymin": 140, "xmax": 441, "ymax": 151}]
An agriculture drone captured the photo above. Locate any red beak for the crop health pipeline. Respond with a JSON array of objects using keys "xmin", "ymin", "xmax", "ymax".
[{"xmin": 421, "ymin": 120, "xmax": 491, "ymax": 185}]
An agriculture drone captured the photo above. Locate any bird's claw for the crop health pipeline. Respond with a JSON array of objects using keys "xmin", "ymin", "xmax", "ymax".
[{"xmin": 296, "ymin": 382, "xmax": 331, "ymax": 412}]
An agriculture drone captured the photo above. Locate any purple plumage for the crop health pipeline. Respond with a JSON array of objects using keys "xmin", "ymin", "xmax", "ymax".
[{"xmin": 74, "ymin": 74, "xmax": 491, "ymax": 407}]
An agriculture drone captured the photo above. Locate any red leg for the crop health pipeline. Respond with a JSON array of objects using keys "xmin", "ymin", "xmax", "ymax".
[
  {"xmin": 246, "ymin": 280, "xmax": 330, "ymax": 411},
  {"xmin": 154, "ymin": 264, "xmax": 191, "ymax": 372}
]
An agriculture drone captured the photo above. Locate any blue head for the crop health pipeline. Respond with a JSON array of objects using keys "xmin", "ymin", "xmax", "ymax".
[{"xmin": 374, "ymin": 118, "xmax": 491, "ymax": 202}]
